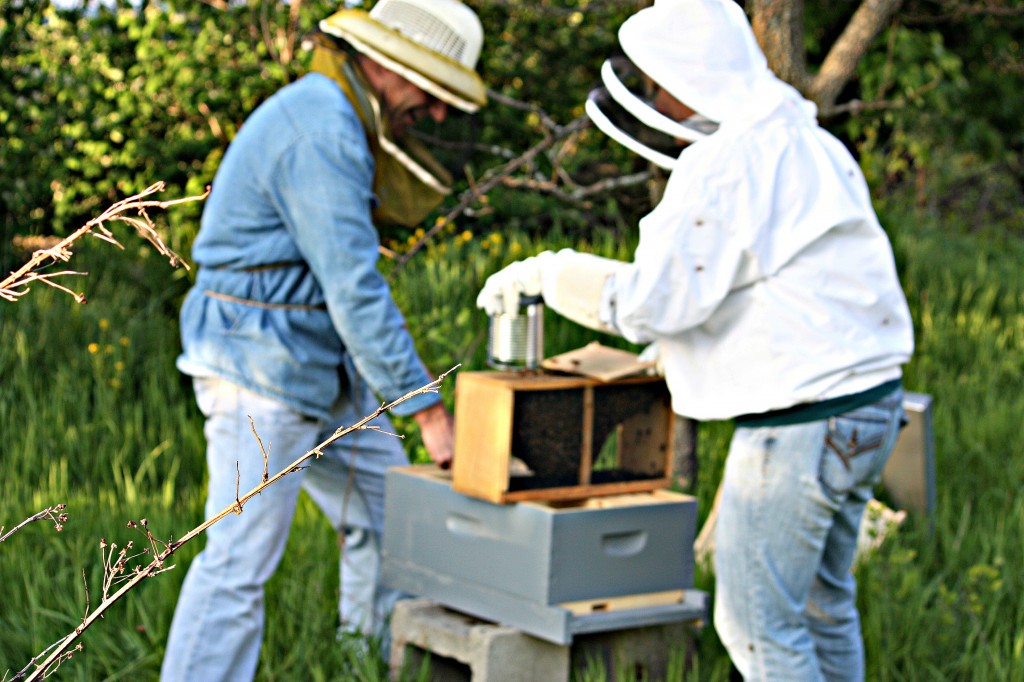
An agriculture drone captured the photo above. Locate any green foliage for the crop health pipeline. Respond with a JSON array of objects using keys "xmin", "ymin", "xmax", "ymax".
[
  {"xmin": 1, "ymin": 0, "xmax": 653, "ymax": 275},
  {"xmin": 0, "ymin": 0, "xmax": 333, "ymax": 264},
  {"xmin": 848, "ymin": 26, "xmax": 966, "ymax": 189},
  {"xmin": 838, "ymin": 6, "xmax": 1022, "ymax": 231},
  {"xmin": 4, "ymin": 0, "xmax": 1019, "ymax": 262},
  {"xmin": 794, "ymin": 1, "xmax": 1023, "ymax": 237},
  {"xmin": 404, "ymin": 0, "xmax": 655, "ymax": 243}
]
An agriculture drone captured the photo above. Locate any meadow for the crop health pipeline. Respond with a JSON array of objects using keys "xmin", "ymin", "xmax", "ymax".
[{"xmin": 1, "ymin": 202, "xmax": 1023, "ymax": 681}]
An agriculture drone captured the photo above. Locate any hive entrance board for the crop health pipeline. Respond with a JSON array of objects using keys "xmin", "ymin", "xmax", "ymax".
[{"xmin": 452, "ymin": 371, "xmax": 674, "ymax": 503}]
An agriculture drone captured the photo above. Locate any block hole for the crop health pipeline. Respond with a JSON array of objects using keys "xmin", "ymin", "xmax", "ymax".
[{"xmin": 399, "ymin": 644, "xmax": 472, "ymax": 682}]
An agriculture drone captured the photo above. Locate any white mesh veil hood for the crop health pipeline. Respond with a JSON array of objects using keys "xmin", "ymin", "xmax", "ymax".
[{"xmin": 618, "ymin": 0, "xmax": 817, "ymax": 127}]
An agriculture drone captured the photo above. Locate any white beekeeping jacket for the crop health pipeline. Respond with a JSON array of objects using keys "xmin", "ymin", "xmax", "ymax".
[{"xmin": 598, "ymin": 0, "xmax": 914, "ymax": 420}]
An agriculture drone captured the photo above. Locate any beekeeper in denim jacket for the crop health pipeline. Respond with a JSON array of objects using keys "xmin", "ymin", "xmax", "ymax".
[
  {"xmin": 163, "ymin": 1, "xmax": 486, "ymax": 679},
  {"xmin": 477, "ymin": 0, "xmax": 913, "ymax": 679}
]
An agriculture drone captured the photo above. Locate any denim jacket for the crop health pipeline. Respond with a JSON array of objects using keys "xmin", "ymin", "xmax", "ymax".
[{"xmin": 177, "ymin": 73, "xmax": 438, "ymax": 420}]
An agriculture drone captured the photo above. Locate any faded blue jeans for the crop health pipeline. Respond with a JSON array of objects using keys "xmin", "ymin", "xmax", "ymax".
[
  {"xmin": 161, "ymin": 373, "xmax": 408, "ymax": 682},
  {"xmin": 714, "ymin": 387, "xmax": 905, "ymax": 681}
]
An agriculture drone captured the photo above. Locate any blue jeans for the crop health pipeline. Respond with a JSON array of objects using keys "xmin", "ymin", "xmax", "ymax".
[
  {"xmin": 714, "ymin": 387, "xmax": 905, "ymax": 681},
  {"xmin": 161, "ymin": 373, "xmax": 408, "ymax": 682}
]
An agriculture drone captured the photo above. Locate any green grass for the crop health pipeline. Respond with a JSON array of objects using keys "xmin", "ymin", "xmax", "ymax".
[{"xmin": 2, "ymin": 208, "xmax": 1024, "ymax": 680}]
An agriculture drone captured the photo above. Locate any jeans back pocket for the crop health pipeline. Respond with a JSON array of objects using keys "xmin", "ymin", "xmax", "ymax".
[{"xmin": 818, "ymin": 410, "xmax": 895, "ymax": 503}]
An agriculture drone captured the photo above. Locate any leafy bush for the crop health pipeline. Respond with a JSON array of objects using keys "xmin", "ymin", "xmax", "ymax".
[{"xmin": 0, "ymin": 0, "xmax": 333, "ymax": 269}]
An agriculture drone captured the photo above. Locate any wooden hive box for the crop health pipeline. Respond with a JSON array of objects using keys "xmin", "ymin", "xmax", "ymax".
[
  {"xmin": 452, "ymin": 371, "xmax": 674, "ymax": 503},
  {"xmin": 382, "ymin": 465, "xmax": 705, "ymax": 644}
]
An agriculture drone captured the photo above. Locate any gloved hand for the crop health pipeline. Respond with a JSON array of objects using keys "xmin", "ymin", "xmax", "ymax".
[
  {"xmin": 476, "ymin": 251, "xmax": 554, "ymax": 316},
  {"xmin": 638, "ymin": 340, "xmax": 665, "ymax": 377}
]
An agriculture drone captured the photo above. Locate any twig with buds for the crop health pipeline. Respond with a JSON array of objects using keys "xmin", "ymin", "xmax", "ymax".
[
  {"xmin": 0, "ymin": 505, "xmax": 69, "ymax": 545},
  {"xmin": 10, "ymin": 367, "xmax": 458, "ymax": 682}
]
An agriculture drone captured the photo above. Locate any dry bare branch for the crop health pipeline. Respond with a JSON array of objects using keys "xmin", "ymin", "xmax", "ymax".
[
  {"xmin": 825, "ymin": 72, "xmax": 941, "ymax": 117},
  {"xmin": 389, "ymin": 108, "xmax": 592, "ymax": 276},
  {"xmin": 389, "ymin": 86, "xmax": 662, "ymax": 274},
  {"xmin": 197, "ymin": 101, "xmax": 228, "ymax": 143},
  {"xmin": 904, "ymin": 0, "xmax": 1024, "ymax": 21},
  {"xmin": 499, "ymin": 169, "xmax": 655, "ymax": 208},
  {"xmin": 1, "ymin": 183, "xmax": 208, "ymax": 304},
  {"xmin": 0, "ymin": 505, "xmax": 68, "ymax": 545},
  {"xmin": 249, "ymin": 416, "xmax": 272, "ymax": 483},
  {"xmin": 11, "ymin": 368, "xmax": 458, "ymax": 682}
]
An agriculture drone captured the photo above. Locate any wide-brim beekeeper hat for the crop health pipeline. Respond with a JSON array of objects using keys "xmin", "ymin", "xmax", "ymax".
[{"xmin": 320, "ymin": 0, "xmax": 487, "ymax": 113}]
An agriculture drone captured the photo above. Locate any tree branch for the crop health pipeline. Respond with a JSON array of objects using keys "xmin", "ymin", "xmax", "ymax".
[
  {"xmin": 388, "ymin": 112, "xmax": 592, "ymax": 277},
  {"xmin": 0, "ymin": 505, "xmax": 68, "ymax": 545},
  {"xmin": 811, "ymin": 0, "xmax": 905, "ymax": 109},
  {"xmin": 822, "ymin": 72, "xmax": 941, "ymax": 117}
]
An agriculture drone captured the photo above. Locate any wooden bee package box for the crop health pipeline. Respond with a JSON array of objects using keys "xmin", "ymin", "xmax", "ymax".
[{"xmin": 452, "ymin": 371, "xmax": 675, "ymax": 504}]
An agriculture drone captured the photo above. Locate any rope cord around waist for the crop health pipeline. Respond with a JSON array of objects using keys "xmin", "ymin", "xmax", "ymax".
[{"xmin": 203, "ymin": 289, "xmax": 327, "ymax": 311}]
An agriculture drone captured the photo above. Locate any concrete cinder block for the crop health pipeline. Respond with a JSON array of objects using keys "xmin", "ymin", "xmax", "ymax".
[
  {"xmin": 572, "ymin": 621, "xmax": 698, "ymax": 682},
  {"xmin": 389, "ymin": 599, "xmax": 569, "ymax": 682}
]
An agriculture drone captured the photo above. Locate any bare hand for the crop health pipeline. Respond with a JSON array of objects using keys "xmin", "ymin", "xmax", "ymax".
[{"xmin": 413, "ymin": 402, "xmax": 455, "ymax": 469}]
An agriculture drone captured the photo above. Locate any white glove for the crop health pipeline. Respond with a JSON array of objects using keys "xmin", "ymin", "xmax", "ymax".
[
  {"xmin": 540, "ymin": 249, "xmax": 625, "ymax": 334},
  {"xmin": 638, "ymin": 341, "xmax": 665, "ymax": 377},
  {"xmin": 476, "ymin": 252, "xmax": 554, "ymax": 316}
]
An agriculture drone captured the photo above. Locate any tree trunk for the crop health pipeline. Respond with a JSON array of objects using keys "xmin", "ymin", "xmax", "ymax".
[
  {"xmin": 749, "ymin": 0, "xmax": 810, "ymax": 93},
  {"xmin": 747, "ymin": 0, "xmax": 905, "ymax": 115}
]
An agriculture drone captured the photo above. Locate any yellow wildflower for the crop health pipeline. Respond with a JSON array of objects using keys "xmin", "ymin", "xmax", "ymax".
[{"xmin": 88, "ymin": 343, "xmax": 99, "ymax": 354}]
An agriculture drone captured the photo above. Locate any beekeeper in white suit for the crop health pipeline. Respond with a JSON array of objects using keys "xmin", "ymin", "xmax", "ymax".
[{"xmin": 477, "ymin": 0, "xmax": 914, "ymax": 679}]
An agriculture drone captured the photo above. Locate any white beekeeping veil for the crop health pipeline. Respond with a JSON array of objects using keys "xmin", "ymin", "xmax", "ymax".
[
  {"xmin": 586, "ymin": 0, "xmax": 816, "ymax": 168},
  {"xmin": 585, "ymin": 56, "xmax": 718, "ymax": 169}
]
